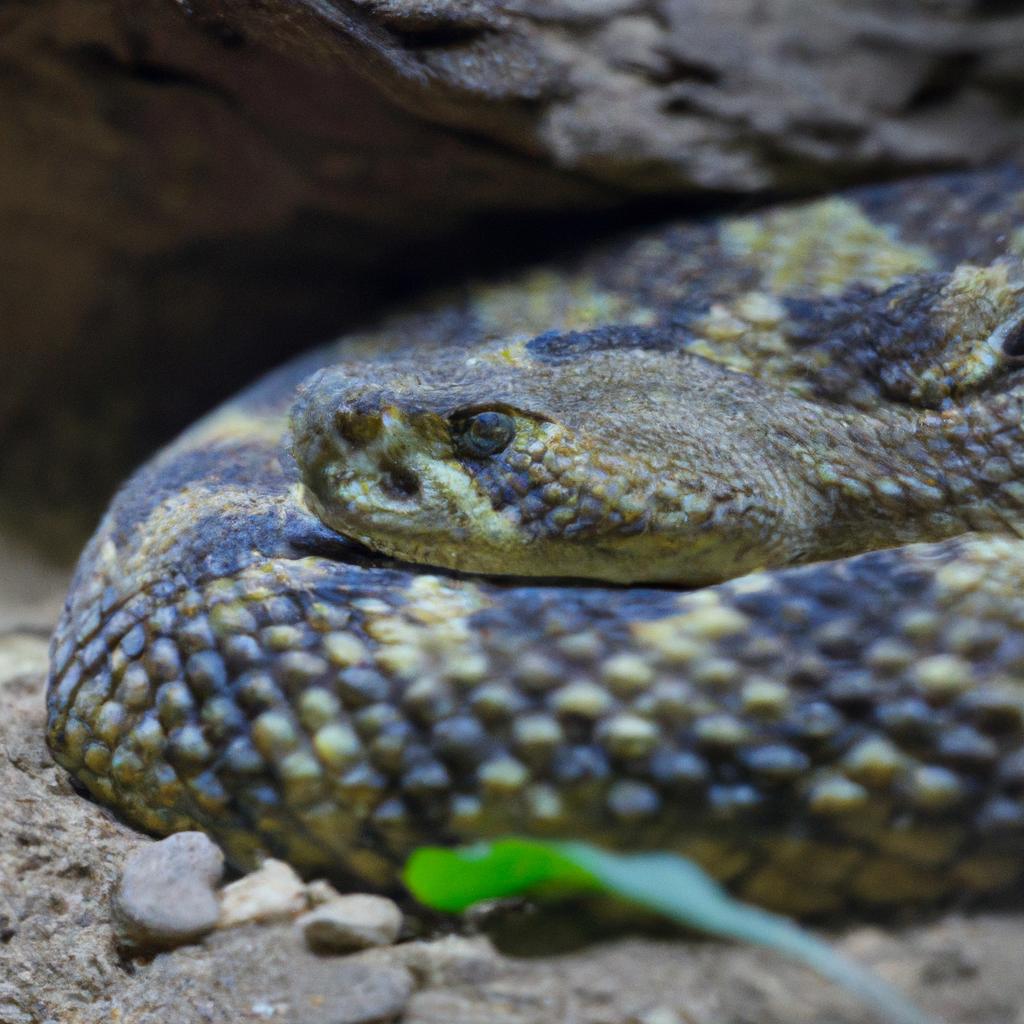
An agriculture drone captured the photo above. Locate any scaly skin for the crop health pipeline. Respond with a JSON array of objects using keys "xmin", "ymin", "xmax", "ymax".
[{"xmin": 47, "ymin": 166, "xmax": 1024, "ymax": 914}]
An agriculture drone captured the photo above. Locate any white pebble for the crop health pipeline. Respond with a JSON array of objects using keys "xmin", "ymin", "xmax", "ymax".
[
  {"xmin": 297, "ymin": 893, "xmax": 403, "ymax": 952},
  {"xmin": 218, "ymin": 858, "xmax": 307, "ymax": 927}
]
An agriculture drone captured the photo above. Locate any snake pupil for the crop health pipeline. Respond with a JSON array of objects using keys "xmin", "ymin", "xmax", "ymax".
[{"xmin": 453, "ymin": 410, "xmax": 515, "ymax": 458}]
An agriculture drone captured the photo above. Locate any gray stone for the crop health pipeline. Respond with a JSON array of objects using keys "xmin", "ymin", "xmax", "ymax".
[
  {"xmin": 113, "ymin": 832, "xmax": 224, "ymax": 950},
  {"xmin": 298, "ymin": 895, "xmax": 403, "ymax": 953},
  {"xmin": 218, "ymin": 858, "xmax": 307, "ymax": 928}
]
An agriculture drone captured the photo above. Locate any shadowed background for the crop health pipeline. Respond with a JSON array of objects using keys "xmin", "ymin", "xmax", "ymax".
[{"xmin": 3, "ymin": 0, "xmax": 1024, "ymax": 554}]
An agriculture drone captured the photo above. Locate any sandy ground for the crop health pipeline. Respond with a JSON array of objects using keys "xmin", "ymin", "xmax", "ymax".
[{"xmin": 2, "ymin": 535, "xmax": 1023, "ymax": 1024}]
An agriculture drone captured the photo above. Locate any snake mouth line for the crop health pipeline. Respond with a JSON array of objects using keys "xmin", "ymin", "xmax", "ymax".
[
  {"xmin": 288, "ymin": 482, "xmax": 960, "ymax": 596},
  {"xmin": 287, "ymin": 513, "xmax": 671, "ymax": 590}
]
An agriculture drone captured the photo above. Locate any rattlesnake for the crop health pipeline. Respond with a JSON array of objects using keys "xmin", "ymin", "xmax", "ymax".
[{"xmin": 47, "ymin": 165, "xmax": 1024, "ymax": 915}]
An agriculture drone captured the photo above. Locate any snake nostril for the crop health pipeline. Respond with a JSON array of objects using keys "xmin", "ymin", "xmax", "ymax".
[
  {"xmin": 1002, "ymin": 319, "xmax": 1024, "ymax": 361},
  {"xmin": 380, "ymin": 464, "xmax": 420, "ymax": 499}
]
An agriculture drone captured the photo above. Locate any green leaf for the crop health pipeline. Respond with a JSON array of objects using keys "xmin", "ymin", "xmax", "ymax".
[{"xmin": 403, "ymin": 838, "xmax": 942, "ymax": 1024}]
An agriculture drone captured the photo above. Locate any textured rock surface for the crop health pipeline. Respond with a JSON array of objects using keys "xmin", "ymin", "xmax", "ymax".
[
  {"xmin": 0, "ymin": 627, "xmax": 147, "ymax": 1024},
  {"xmin": 199, "ymin": 0, "xmax": 1024, "ymax": 192}
]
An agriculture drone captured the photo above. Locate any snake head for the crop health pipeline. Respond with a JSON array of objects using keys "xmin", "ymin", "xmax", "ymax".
[
  {"xmin": 288, "ymin": 339, "xmax": 813, "ymax": 585},
  {"xmin": 289, "ymin": 364, "xmax": 656, "ymax": 581}
]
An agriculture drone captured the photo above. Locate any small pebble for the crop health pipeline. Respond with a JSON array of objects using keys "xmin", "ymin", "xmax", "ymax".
[
  {"xmin": 393, "ymin": 935, "xmax": 499, "ymax": 986},
  {"xmin": 219, "ymin": 858, "xmax": 307, "ymax": 927},
  {"xmin": 298, "ymin": 893, "xmax": 403, "ymax": 953},
  {"xmin": 113, "ymin": 831, "xmax": 224, "ymax": 949}
]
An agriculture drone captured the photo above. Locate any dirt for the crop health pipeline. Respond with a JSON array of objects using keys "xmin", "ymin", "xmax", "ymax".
[{"xmin": 2, "ymin": 538, "xmax": 1024, "ymax": 1024}]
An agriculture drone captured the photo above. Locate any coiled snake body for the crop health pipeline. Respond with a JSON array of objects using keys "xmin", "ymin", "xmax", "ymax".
[{"xmin": 47, "ymin": 166, "xmax": 1024, "ymax": 915}]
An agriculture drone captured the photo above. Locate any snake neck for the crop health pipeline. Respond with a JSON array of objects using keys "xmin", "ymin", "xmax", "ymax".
[{"xmin": 754, "ymin": 384, "xmax": 1024, "ymax": 569}]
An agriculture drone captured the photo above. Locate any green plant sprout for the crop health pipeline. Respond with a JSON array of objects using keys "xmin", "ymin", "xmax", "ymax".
[{"xmin": 404, "ymin": 838, "xmax": 941, "ymax": 1024}]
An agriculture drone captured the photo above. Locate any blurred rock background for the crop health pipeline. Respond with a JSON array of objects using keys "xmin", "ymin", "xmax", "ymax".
[{"xmin": 3, "ymin": 0, "xmax": 1024, "ymax": 556}]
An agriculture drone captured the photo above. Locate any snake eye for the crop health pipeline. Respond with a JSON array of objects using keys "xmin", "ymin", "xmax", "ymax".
[
  {"xmin": 1002, "ymin": 318, "xmax": 1024, "ymax": 361},
  {"xmin": 451, "ymin": 410, "xmax": 516, "ymax": 458}
]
